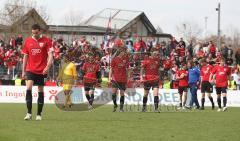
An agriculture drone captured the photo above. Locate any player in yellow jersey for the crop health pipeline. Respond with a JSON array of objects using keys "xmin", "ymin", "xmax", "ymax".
[{"xmin": 57, "ymin": 51, "xmax": 77, "ymax": 108}]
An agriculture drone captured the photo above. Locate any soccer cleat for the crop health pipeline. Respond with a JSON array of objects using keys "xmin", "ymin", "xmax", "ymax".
[
  {"xmin": 119, "ymin": 108, "xmax": 125, "ymax": 112},
  {"xmin": 177, "ymin": 107, "xmax": 182, "ymax": 110},
  {"xmin": 154, "ymin": 109, "xmax": 160, "ymax": 113},
  {"xmin": 185, "ymin": 106, "xmax": 192, "ymax": 110},
  {"xmin": 113, "ymin": 105, "xmax": 118, "ymax": 112},
  {"xmin": 88, "ymin": 104, "xmax": 93, "ymax": 111},
  {"xmin": 217, "ymin": 108, "xmax": 222, "ymax": 112},
  {"xmin": 200, "ymin": 107, "xmax": 205, "ymax": 110},
  {"xmin": 222, "ymin": 107, "xmax": 227, "ymax": 112},
  {"xmin": 182, "ymin": 106, "xmax": 186, "ymax": 110},
  {"xmin": 36, "ymin": 115, "xmax": 42, "ymax": 121},
  {"xmin": 24, "ymin": 113, "xmax": 32, "ymax": 120},
  {"xmin": 142, "ymin": 106, "xmax": 147, "ymax": 112}
]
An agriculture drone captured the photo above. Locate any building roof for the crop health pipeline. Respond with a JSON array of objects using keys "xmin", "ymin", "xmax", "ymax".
[
  {"xmin": 84, "ymin": 8, "xmax": 156, "ymax": 33},
  {"xmin": 11, "ymin": 8, "xmax": 48, "ymax": 30},
  {"xmin": 48, "ymin": 25, "xmax": 106, "ymax": 34}
]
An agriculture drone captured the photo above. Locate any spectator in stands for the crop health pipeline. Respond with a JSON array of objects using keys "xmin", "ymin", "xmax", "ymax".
[
  {"xmin": 15, "ymin": 74, "xmax": 22, "ymax": 86},
  {"xmin": 208, "ymin": 41, "xmax": 216, "ymax": 58},
  {"xmin": 228, "ymin": 76, "xmax": 237, "ymax": 90},
  {"xmin": 231, "ymin": 69, "xmax": 240, "ymax": 90},
  {"xmin": 235, "ymin": 48, "xmax": 240, "ymax": 65},
  {"xmin": 16, "ymin": 35, "xmax": 23, "ymax": 46}
]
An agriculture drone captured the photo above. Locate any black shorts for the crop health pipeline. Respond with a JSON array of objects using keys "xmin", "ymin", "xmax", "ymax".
[
  {"xmin": 201, "ymin": 81, "xmax": 213, "ymax": 93},
  {"xmin": 178, "ymin": 86, "xmax": 188, "ymax": 95},
  {"xmin": 84, "ymin": 83, "xmax": 95, "ymax": 91},
  {"xmin": 144, "ymin": 81, "xmax": 159, "ymax": 90},
  {"xmin": 216, "ymin": 87, "xmax": 227, "ymax": 95},
  {"xmin": 26, "ymin": 71, "xmax": 47, "ymax": 86},
  {"xmin": 111, "ymin": 80, "xmax": 126, "ymax": 91}
]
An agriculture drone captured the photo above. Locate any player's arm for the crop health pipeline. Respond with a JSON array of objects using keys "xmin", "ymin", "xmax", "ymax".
[
  {"xmin": 140, "ymin": 66, "xmax": 145, "ymax": 81},
  {"xmin": 108, "ymin": 67, "xmax": 112, "ymax": 83},
  {"xmin": 22, "ymin": 54, "xmax": 28, "ymax": 79},
  {"xmin": 71, "ymin": 64, "xmax": 78, "ymax": 86},
  {"xmin": 43, "ymin": 51, "xmax": 53, "ymax": 74},
  {"xmin": 96, "ymin": 64, "xmax": 102, "ymax": 83}
]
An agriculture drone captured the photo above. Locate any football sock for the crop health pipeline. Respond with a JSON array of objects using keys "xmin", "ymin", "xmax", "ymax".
[
  {"xmin": 112, "ymin": 93, "xmax": 117, "ymax": 106},
  {"xmin": 143, "ymin": 96, "xmax": 148, "ymax": 107},
  {"xmin": 26, "ymin": 90, "xmax": 32, "ymax": 114},
  {"xmin": 209, "ymin": 96, "xmax": 214, "ymax": 106},
  {"xmin": 223, "ymin": 97, "xmax": 227, "ymax": 107},
  {"xmin": 89, "ymin": 94, "xmax": 94, "ymax": 105},
  {"xmin": 120, "ymin": 96, "xmax": 125, "ymax": 109},
  {"xmin": 217, "ymin": 96, "xmax": 221, "ymax": 108},
  {"xmin": 37, "ymin": 92, "xmax": 44, "ymax": 116},
  {"xmin": 201, "ymin": 98, "xmax": 205, "ymax": 108},
  {"xmin": 154, "ymin": 96, "xmax": 159, "ymax": 110}
]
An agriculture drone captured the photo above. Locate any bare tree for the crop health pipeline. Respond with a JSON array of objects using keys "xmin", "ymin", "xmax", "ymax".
[
  {"xmin": 0, "ymin": 0, "xmax": 50, "ymax": 25},
  {"xmin": 176, "ymin": 21, "xmax": 203, "ymax": 43},
  {"xmin": 64, "ymin": 9, "xmax": 84, "ymax": 25},
  {"xmin": 224, "ymin": 25, "xmax": 240, "ymax": 49}
]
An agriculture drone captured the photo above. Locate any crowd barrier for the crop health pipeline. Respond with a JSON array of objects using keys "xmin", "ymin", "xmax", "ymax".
[{"xmin": 0, "ymin": 86, "xmax": 240, "ymax": 107}]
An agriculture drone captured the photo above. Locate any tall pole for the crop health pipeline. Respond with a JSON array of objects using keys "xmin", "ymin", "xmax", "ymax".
[
  {"xmin": 204, "ymin": 17, "xmax": 208, "ymax": 38},
  {"xmin": 216, "ymin": 2, "xmax": 221, "ymax": 50}
]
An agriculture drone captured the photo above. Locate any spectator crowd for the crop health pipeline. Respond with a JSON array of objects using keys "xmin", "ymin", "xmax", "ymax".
[{"xmin": 0, "ymin": 34, "xmax": 240, "ymax": 90}]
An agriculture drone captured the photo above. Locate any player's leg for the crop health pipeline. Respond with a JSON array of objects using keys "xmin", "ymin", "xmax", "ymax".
[
  {"xmin": 201, "ymin": 93, "xmax": 205, "ymax": 110},
  {"xmin": 111, "ymin": 81, "xmax": 118, "ymax": 112},
  {"xmin": 222, "ymin": 87, "xmax": 227, "ymax": 111},
  {"xmin": 153, "ymin": 87, "xmax": 160, "ymax": 113},
  {"xmin": 178, "ymin": 87, "xmax": 183, "ymax": 109},
  {"xmin": 200, "ymin": 82, "xmax": 206, "ymax": 110},
  {"xmin": 84, "ymin": 84, "xmax": 92, "ymax": 108},
  {"xmin": 89, "ymin": 86, "xmax": 95, "ymax": 106},
  {"xmin": 24, "ymin": 79, "xmax": 34, "ymax": 120},
  {"xmin": 182, "ymin": 88, "xmax": 188, "ymax": 109},
  {"xmin": 215, "ymin": 87, "xmax": 222, "ymax": 111},
  {"xmin": 119, "ymin": 89, "xmax": 125, "ymax": 112},
  {"xmin": 207, "ymin": 82, "xmax": 214, "ymax": 110},
  {"xmin": 36, "ymin": 85, "xmax": 44, "ymax": 120},
  {"xmin": 119, "ymin": 82, "xmax": 126, "ymax": 112},
  {"xmin": 142, "ymin": 82, "xmax": 150, "ymax": 112},
  {"xmin": 63, "ymin": 89, "xmax": 71, "ymax": 108},
  {"xmin": 191, "ymin": 83, "xmax": 200, "ymax": 109}
]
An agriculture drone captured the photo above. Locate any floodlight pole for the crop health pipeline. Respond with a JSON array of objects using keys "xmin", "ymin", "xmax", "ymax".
[{"xmin": 216, "ymin": 2, "xmax": 221, "ymax": 50}]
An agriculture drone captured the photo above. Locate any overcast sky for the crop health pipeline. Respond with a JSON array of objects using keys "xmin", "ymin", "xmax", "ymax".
[{"xmin": 1, "ymin": 0, "xmax": 239, "ymax": 38}]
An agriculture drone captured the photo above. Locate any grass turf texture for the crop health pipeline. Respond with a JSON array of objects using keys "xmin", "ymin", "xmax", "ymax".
[{"xmin": 0, "ymin": 104, "xmax": 239, "ymax": 141}]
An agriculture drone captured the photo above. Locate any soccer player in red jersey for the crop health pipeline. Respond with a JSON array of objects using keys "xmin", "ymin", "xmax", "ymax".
[
  {"xmin": 210, "ymin": 59, "xmax": 230, "ymax": 112},
  {"xmin": 200, "ymin": 59, "xmax": 215, "ymax": 110},
  {"xmin": 22, "ymin": 24, "xmax": 53, "ymax": 121},
  {"xmin": 176, "ymin": 63, "xmax": 188, "ymax": 110},
  {"xmin": 109, "ymin": 48, "xmax": 129, "ymax": 112},
  {"xmin": 82, "ymin": 53, "xmax": 101, "ymax": 110},
  {"xmin": 140, "ymin": 51, "xmax": 161, "ymax": 113}
]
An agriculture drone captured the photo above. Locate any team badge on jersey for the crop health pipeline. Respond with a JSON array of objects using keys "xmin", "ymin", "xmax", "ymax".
[{"xmin": 39, "ymin": 42, "xmax": 44, "ymax": 48}]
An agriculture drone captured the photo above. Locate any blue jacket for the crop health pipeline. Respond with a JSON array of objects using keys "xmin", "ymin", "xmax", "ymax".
[{"xmin": 188, "ymin": 67, "xmax": 200, "ymax": 84}]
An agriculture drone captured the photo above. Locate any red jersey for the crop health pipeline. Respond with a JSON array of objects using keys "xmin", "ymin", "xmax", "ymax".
[
  {"xmin": 176, "ymin": 70, "xmax": 188, "ymax": 87},
  {"xmin": 179, "ymin": 47, "xmax": 185, "ymax": 57},
  {"xmin": 22, "ymin": 36, "xmax": 53, "ymax": 74},
  {"xmin": 209, "ymin": 45, "xmax": 216, "ymax": 53},
  {"xmin": 211, "ymin": 65, "xmax": 230, "ymax": 87},
  {"xmin": 142, "ymin": 58, "xmax": 160, "ymax": 82},
  {"xmin": 82, "ymin": 62, "xmax": 100, "ymax": 83},
  {"xmin": 163, "ymin": 59, "xmax": 172, "ymax": 70},
  {"xmin": 197, "ymin": 50, "xmax": 205, "ymax": 58},
  {"xmin": 111, "ymin": 56, "xmax": 129, "ymax": 83},
  {"xmin": 201, "ymin": 64, "xmax": 213, "ymax": 82}
]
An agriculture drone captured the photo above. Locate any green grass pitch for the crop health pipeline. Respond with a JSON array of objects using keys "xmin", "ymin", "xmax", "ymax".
[{"xmin": 0, "ymin": 104, "xmax": 240, "ymax": 141}]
